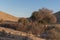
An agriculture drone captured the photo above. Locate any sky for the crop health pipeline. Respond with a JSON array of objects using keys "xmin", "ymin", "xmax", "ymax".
[{"xmin": 0, "ymin": 0, "xmax": 60, "ymax": 17}]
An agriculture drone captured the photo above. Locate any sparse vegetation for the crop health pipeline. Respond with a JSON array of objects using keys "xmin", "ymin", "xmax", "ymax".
[
  {"xmin": 40, "ymin": 25, "xmax": 60, "ymax": 40},
  {"xmin": 0, "ymin": 8, "xmax": 57, "ymax": 35},
  {"xmin": 0, "ymin": 8, "xmax": 60, "ymax": 40}
]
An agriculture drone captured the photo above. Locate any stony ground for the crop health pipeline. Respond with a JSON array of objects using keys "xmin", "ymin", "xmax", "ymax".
[{"xmin": 0, "ymin": 27, "xmax": 45, "ymax": 40}]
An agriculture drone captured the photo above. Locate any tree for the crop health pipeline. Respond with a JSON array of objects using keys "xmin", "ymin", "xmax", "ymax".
[{"xmin": 30, "ymin": 8, "xmax": 57, "ymax": 24}]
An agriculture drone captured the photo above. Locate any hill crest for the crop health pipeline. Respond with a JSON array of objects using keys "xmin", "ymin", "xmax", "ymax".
[{"xmin": 0, "ymin": 11, "xmax": 18, "ymax": 22}]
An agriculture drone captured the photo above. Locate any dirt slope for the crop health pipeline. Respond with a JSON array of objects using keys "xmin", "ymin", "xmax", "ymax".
[{"xmin": 0, "ymin": 11, "xmax": 18, "ymax": 21}]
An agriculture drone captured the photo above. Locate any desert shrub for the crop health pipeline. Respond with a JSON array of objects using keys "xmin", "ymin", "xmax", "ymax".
[
  {"xmin": 30, "ymin": 8, "xmax": 57, "ymax": 24},
  {"xmin": 16, "ymin": 8, "xmax": 57, "ymax": 36},
  {"xmin": 48, "ymin": 15, "xmax": 57, "ymax": 23},
  {"xmin": 40, "ymin": 25, "xmax": 60, "ymax": 40},
  {"xmin": 42, "ymin": 15, "xmax": 57, "ymax": 24},
  {"xmin": 30, "ymin": 11, "xmax": 42, "ymax": 21},
  {"xmin": 17, "ymin": 21, "xmax": 46, "ymax": 36},
  {"xmin": 18, "ymin": 18, "xmax": 29, "ymax": 25},
  {"xmin": 28, "ymin": 22, "xmax": 45, "ymax": 35},
  {"xmin": 17, "ymin": 18, "xmax": 32, "ymax": 32}
]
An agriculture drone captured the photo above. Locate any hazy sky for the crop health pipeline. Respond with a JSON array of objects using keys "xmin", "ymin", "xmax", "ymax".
[{"xmin": 0, "ymin": 0, "xmax": 60, "ymax": 17}]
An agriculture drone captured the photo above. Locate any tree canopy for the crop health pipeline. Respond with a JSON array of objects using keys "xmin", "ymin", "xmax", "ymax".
[{"xmin": 30, "ymin": 8, "xmax": 57, "ymax": 24}]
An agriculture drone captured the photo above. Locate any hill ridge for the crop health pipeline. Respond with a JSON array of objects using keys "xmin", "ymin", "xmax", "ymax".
[{"xmin": 0, "ymin": 11, "xmax": 18, "ymax": 21}]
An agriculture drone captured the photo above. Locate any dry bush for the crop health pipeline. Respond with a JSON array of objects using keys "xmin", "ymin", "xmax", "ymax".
[
  {"xmin": 31, "ymin": 22, "xmax": 45, "ymax": 35},
  {"xmin": 30, "ymin": 8, "xmax": 57, "ymax": 24},
  {"xmin": 38, "ymin": 8, "xmax": 53, "ymax": 16},
  {"xmin": 17, "ymin": 21, "xmax": 46, "ymax": 36},
  {"xmin": 43, "ymin": 15, "xmax": 57, "ymax": 24},
  {"xmin": 47, "ymin": 15, "xmax": 57, "ymax": 23},
  {"xmin": 40, "ymin": 25, "xmax": 60, "ymax": 40},
  {"xmin": 17, "ymin": 18, "xmax": 32, "ymax": 32},
  {"xmin": 18, "ymin": 18, "xmax": 29, "ymax": 25},
  {"xmin": 30, "ymin": 11, "xmax": 43, "ymax": 21}
]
